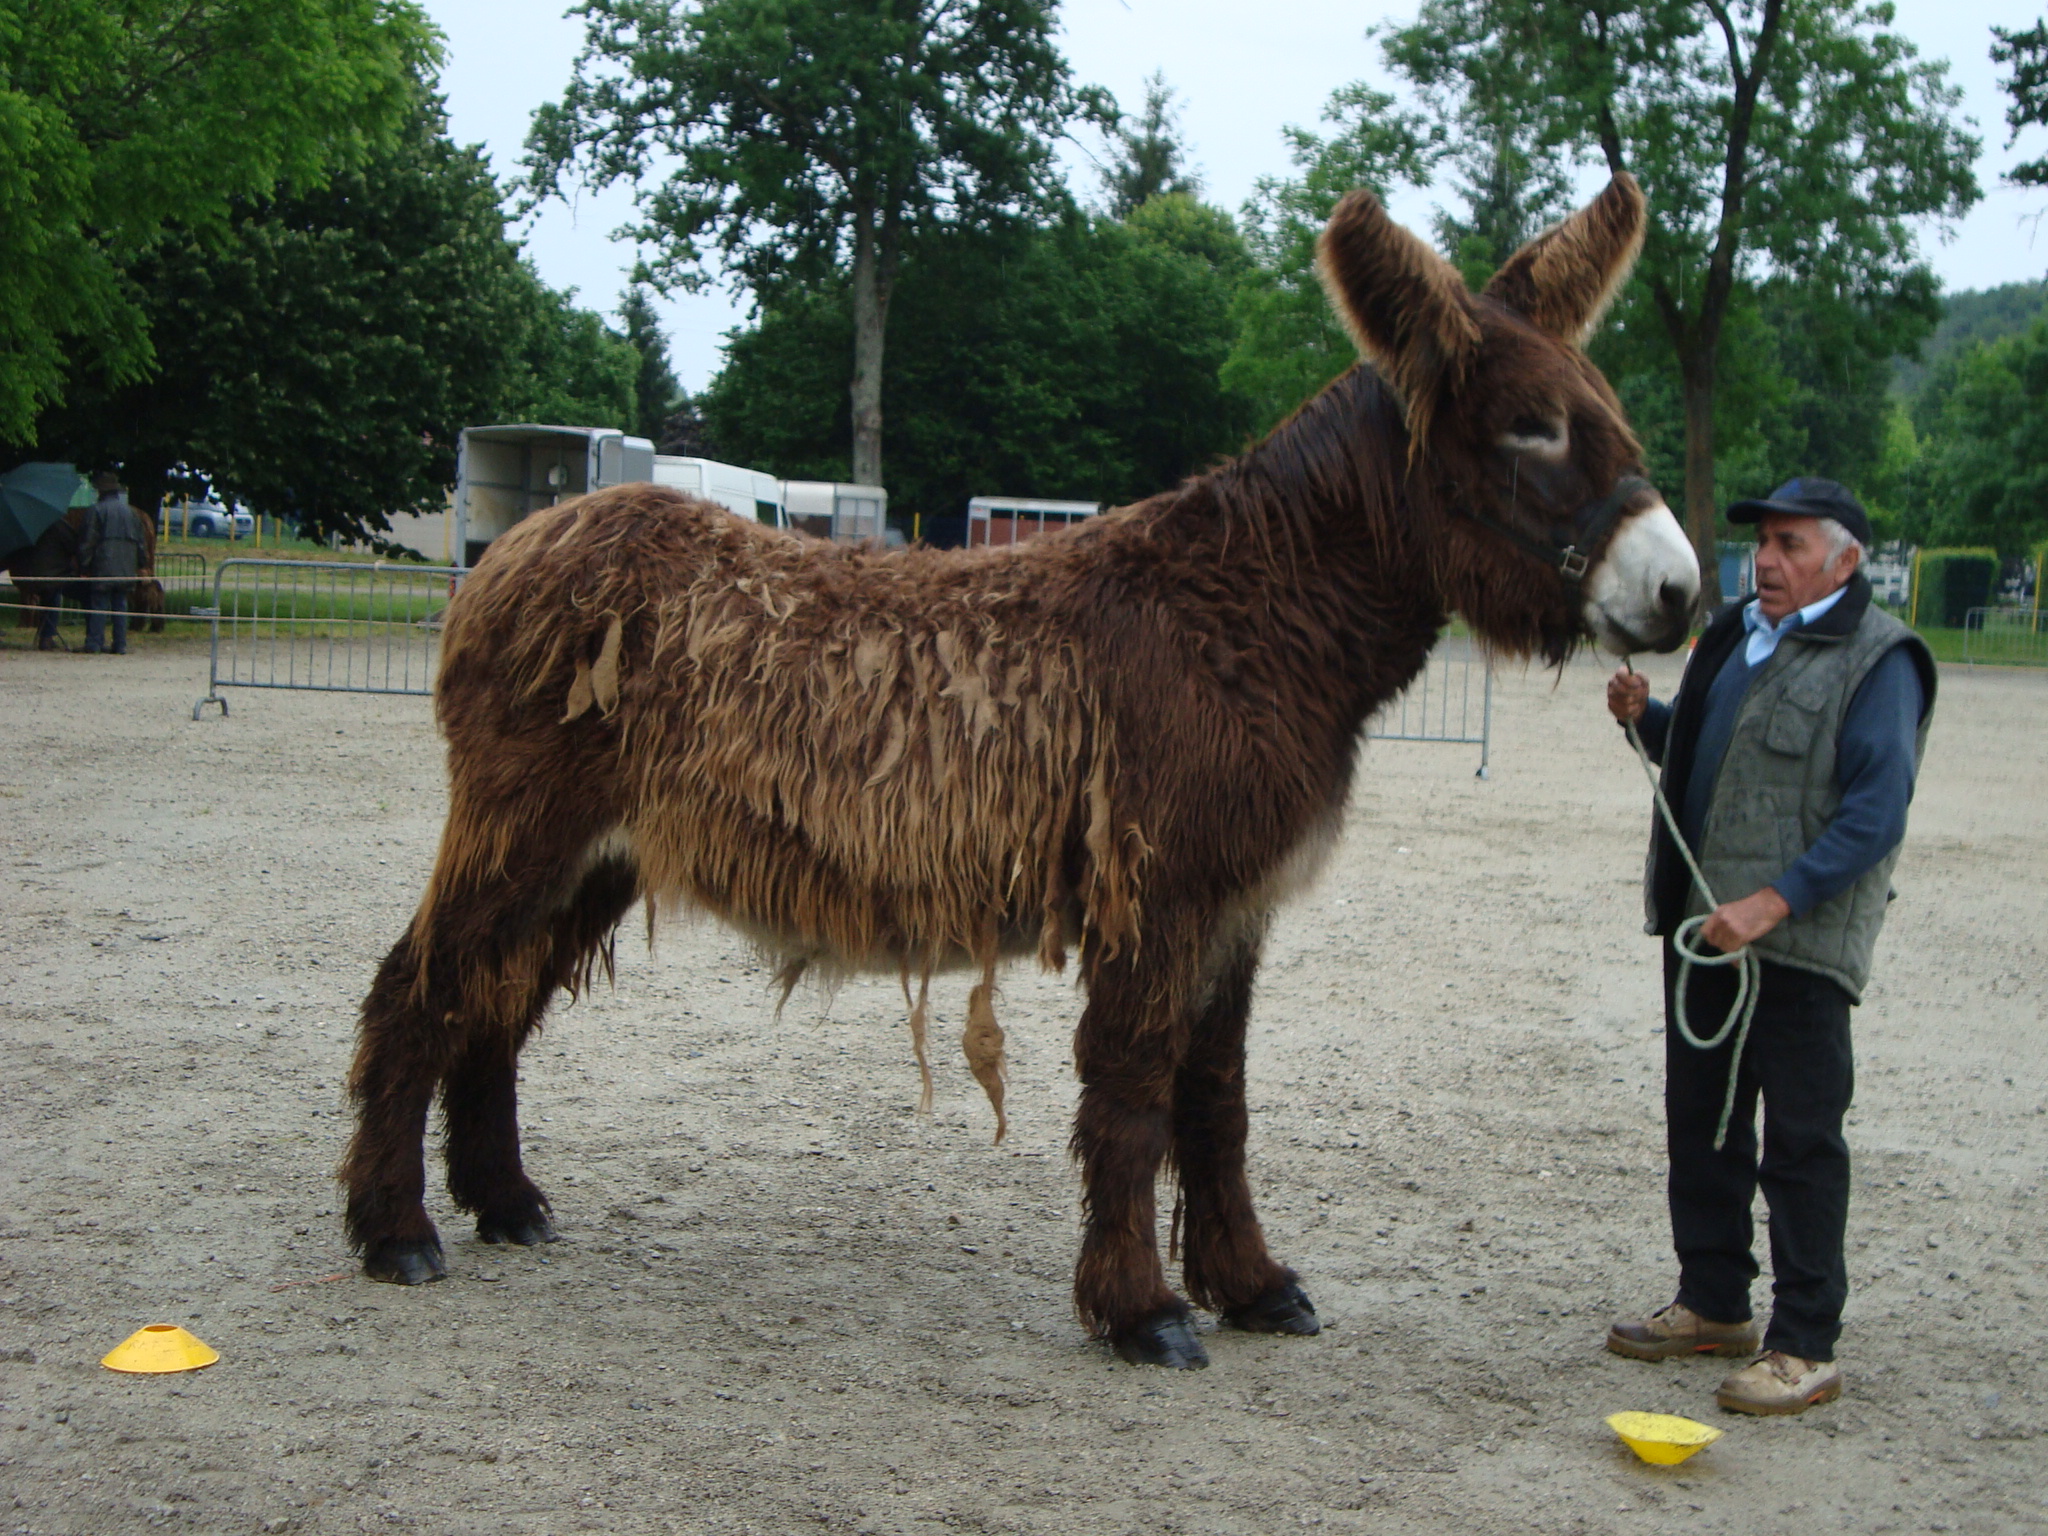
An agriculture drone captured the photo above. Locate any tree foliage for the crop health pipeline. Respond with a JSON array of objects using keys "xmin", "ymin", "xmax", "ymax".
[
  {"xmin": 0, "ymin": 0, "xmax": 435, "ymax": 440},
  {"xmin": 619, "ymin": 285, "xmax": 684, "ymax": 443},
  {"xmin": 526, "ymin": 0, "xmax": 1095, "ymax": 487},
  {"xmin": 25, "ymin": 89, "xmax": 636, "ymax": 549},
  {"xmin": 1219, "ymin": 84, "xmax": 1440, "ymax": 434},
  {"xmin": 1906, "ymin": 319, "xmax": 2048, "ymax": 556},
  {"xmin": 1432, "ymin": 125, "xmax": 1571, "ymax": 289},
  {"xmin": 1993, "ymin": 18, "xmax": 2048, "ymax": 187},
  {"xmin": 1386, "ymin": 0, "xmax": 1978, "ymax": 598},
  {"xmin": 1099, "ymin": 71, "xmax": 1201, "ymax": 218},
  {"xmin": 703, "ymin": 198, "xmax": 1252, "ymax": 533}
]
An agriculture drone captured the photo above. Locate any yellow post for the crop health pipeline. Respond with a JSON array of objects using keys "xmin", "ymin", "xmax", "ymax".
[{"xmin": 1909, "ymin": 547, "xmax": 1922, "ymax": 630}]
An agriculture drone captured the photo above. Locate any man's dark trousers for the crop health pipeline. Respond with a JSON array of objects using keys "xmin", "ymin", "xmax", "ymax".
[
  {"xmin": 85, "ymin": 585, "xmax": 129, "ymax": 653},
  {"xmin": 1665, "ymin": 942, "xmax": 1854, "ymax": 1362},
  {"xmin": 34, "ymin": 590, "xmax": 63, "ymax": 647}
]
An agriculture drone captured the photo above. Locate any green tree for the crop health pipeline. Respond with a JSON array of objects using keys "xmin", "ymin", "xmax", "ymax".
[
  {"xmin": 1909, "ymin": 321, "xmax": 2048, "ymax": 556},
  {"xmin": 619, "ymin": 284, "xmax": 683, "ymax": 443},
  {"xmin": 704, "ymin": 199, "xmax": 1252, "ymax": 531},
  {"xmin": 1387, "ymin": 0, "xmax": 1979, "ymax": 600},
  {"xmin": 27, "ymin": 90, "xmax": 632, "ymax": 550},
  {"xmin": 1433, "ymin": 125, "xmax": 1570, "ymax": 289},
  {"xmin": 1100, "ymin": 71, "xmax": 1201, "ymax": 218},
  {"xmin": 0, "ymin": 0, "xmax": 434, "ymax": 440},
  {"xmin": 1220, "ymin": 83, "xmax": 1439, "ymax": 434},
  {"xmin": 1993, "ymin": 17, "xmax": 2048, "ymax": 186},
  {"xmin": 501, "ymin": 280, "xmax": 641, "ymax": 433},
  {"xmin": 525, "ymin": 0, "xmax": 1095, "ymax": 490}
]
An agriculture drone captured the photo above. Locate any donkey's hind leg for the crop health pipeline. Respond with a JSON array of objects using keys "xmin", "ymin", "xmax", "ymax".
[
  {"xmin": 341, "ymin": 799, "xmax": 617, "ymax": 1284},
  {"xmin": 342, "ymin": 934, "xmax": 467, "ymax": 1284},
  {"xmin": 443, "ymin": 852, "xmax": 640, "ymax": 1247},
  {"xmin": 1174, "ymin": 925, "xmax": 1319, "ymax": 1337}
]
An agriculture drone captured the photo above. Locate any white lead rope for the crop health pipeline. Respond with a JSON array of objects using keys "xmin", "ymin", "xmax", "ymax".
[{"xmin": 1620, "ymin": 659, "xmax": 1760, "ymax": 1152}]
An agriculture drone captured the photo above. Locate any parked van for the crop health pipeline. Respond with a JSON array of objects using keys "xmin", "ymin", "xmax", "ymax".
[{"xmin": 651, "ymin": 456, "xmax": 784, "ymax": 525}]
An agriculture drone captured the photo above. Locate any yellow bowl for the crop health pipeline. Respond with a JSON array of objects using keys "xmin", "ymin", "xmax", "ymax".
[
  {"xmin": 1606, "ymin": 1411, "xmax": 1723, "ymax": 1466},
  {"xmin": 101, "ymin": 1324, "xmax": 220, "ymax": 1375}
]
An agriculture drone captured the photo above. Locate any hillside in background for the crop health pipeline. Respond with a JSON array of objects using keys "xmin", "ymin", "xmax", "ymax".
[{"xmin": 1893, "ymin": 279, "xmax": 2048, "ymax": 395}]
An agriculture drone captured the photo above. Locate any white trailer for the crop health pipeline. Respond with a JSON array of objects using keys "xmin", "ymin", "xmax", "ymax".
[
  {"xmin": 452, "ymin": 425, "xmax": 888, "ymax": 562},
  {"xmin": 453, "ymin": 424, "xmax": 654, "ymax": 568},
  {"xmin": 966, "ymin": 495, "xmax": 1101, "ymax": 547},
  {"xmin": 784, "ymin": 480, "xmax": 889, "ymax": 544},
  {"xmin": 651, "ymin": 455, "xmax": 785, "ymax": 525}
]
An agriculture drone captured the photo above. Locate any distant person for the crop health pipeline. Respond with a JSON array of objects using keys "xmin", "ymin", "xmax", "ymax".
[
  {"xmin": 78, "ymin": 471, "xmax": 150, "ymax": 655},
  {"xmin": 16, "ymin": 506, "xmax": 83, "ymax": 649},
  {"xmin": 1603, "ymin": 478, "xmax": 1936, "ymax": 1416}
]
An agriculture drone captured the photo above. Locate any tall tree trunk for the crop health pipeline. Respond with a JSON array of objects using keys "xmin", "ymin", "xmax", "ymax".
[
  {"xmin": 1679, "ymin": 348, "xmax": 1721, "ymax": 608},
  {"xmin": 848, "ymin": 208, "xmax": 890, "ymax": 489}
]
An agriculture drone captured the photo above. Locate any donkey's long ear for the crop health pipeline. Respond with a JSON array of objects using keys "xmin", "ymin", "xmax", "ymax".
[
  {"xmin": 1484, "ymin": 172, "xmax": 1646, "ymax": 346},
  {"xmin": 1317, "ymin": 189, "xmax": 1481, "ymax": 414}
]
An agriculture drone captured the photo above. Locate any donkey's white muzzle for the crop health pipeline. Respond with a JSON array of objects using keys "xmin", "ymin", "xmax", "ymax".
[{"xmin": 1583, "ymin": 499, "xmax": 1699, "ymax": 655}]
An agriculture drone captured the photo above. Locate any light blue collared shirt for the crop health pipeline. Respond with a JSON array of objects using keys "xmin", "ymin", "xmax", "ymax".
[{"xmin": 1743, "ymin": 583, "xmax": 1850, "ymax": 666}]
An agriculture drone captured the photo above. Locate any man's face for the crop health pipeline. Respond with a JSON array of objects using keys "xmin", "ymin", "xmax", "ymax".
[{"xmin": 1752, "ymin": 511, "xmax": 1857, "ymax": 622}]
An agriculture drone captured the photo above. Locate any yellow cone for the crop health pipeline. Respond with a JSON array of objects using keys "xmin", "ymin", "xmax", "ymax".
[
  {"xmin": 101, "ymin": 1325, "xmax": 220, "ymax": 1374},
  {"xmin": 1606, "ymin": 1411, "xmax": 1723, "ymax": 1466}
]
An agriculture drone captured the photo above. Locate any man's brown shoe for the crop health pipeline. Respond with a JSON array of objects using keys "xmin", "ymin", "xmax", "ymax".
[
  {"xmin": 1715, "ymin": 1351, "xmax": 1843, "ymax": 1415},
  {"xmin": 1606, "ymin": 1300, "xmax": 1762, "ymax": 1361}
]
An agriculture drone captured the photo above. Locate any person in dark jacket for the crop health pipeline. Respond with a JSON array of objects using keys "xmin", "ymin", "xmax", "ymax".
[
  {"xmin": 17, "ymin": 506, "xmax": 83, "ymax": 649},
  {"xmin": 1604, "ymin": 478, "xmax": 1936, "ymax": 1416},
  {"xmin": 78, "ymin": 471, "xmax": 150, "ymax": 654}
]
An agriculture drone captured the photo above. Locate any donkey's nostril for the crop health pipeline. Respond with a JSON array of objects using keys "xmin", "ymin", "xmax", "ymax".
[{"xmin": 1659, "ymin": 579, "xmax": 1692, "ymax": 615}]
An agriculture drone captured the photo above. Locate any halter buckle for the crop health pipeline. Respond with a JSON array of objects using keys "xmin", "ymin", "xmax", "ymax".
[{"xmin": 1558, "ymin": 547, "xmax": 1590, "ymax": 581}]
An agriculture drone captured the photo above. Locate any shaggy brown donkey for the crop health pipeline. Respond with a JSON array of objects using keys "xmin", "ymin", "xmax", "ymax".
[{"xmin": 340, "ymin": 176, "xmax": 1698, "ymax": 1368}]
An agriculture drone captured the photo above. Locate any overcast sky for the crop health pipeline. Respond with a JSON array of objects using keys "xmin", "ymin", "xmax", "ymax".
[{"xmin": 424, "ymin": 0, "xmax": 2048, "ymax": 394}]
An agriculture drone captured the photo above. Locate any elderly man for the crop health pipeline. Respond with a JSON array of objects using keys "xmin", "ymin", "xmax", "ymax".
[
  {"xmin": 1604, "ymin": 478, "xmax": 1935, "ymax": 1415},
  {"xmin": 78, "ymin": 470, "xmax": 151, "ymax": 655}
]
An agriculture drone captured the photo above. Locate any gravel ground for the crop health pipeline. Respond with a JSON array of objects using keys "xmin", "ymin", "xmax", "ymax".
[{"xmin": 1, "ymin": 633, "xmax": 2042, "ymax": 1536}]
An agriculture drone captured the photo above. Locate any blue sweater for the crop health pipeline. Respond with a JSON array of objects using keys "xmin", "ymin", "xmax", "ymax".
[{"xmin": 1636, "ymin": 643, "xmax": 1925, "ymax": 916}]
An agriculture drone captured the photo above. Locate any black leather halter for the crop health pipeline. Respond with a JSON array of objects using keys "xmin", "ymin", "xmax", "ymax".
[{"xmin": 1461, "ymin": 474, "xmax": 1655, "ymax": 586}]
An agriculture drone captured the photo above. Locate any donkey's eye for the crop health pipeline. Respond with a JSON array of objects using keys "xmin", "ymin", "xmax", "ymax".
[{"xmin": 1507, "ymin": 416, "xmax": 1559, "ymax": 441}]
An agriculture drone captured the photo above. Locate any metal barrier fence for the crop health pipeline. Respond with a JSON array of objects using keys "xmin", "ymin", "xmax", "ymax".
[
  {"xmin": 153, "ymin": 551, "xmax": 208, "ymax": 597},
  {"xmin": 1962, "ymin": 607, "xmax": 2048, "ymax": 668},
  {"xmin": 193, "ymin": 558, "xmax": 462, "ymax": 718},
  {"xmin": 1373, "ymin": 634, "xmax": 1493, "ymax": 777}
]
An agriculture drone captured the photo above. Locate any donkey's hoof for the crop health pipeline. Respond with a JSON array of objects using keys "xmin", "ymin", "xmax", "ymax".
[
  {"xmin": 1113, "ymin": 1312, "xmax": 1210, "ymax": 1369},
  {"xmin": 1222, "ymin": 1279, "xmax": 1321, "ymax": 1336},
  {"xmin": 477, "ymin": 1213, "xmax": 559, "ymax": 1247},
  {"xmin": 363, "ymin": 1240, "xmax": 447, "ymax": 1286}
]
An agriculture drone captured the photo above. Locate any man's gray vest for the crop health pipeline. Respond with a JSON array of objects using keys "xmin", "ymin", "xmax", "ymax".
[{"xmin": 1646, "ymin": 585, "xmax": 1935, "ymax": 1003}]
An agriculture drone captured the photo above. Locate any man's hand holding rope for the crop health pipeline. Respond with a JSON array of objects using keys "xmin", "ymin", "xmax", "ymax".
[{"xmin": 1606, "ymin": 664, "xmax": 1791, "ymax": 953}]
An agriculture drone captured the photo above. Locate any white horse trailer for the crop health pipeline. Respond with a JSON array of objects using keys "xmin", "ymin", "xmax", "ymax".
[
  {"xmin": 966, "ymin": 496, "xmax": 1100, "ymax": 547},
  {"xmin": 453, "ymin": 425, "xmax": 654, "ymax": 568},
  {"xmin": 784, "ymin": 480, "xmax": 889, "ymax": 544},
  {"xmin": 652, "ymin": 455, "xmax": 785, "ymax": 526}
]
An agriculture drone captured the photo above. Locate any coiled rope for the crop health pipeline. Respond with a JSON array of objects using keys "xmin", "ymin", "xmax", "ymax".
[{"xmin": 1620, "ymin": 660, "xmax": 1760, "ymax": 1152}]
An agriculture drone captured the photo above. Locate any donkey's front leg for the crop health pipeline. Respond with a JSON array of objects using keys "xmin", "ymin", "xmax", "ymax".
[
  {"xmin": 1175, "ymin": 925, "xmax": 1319, "ymax": 1337},
  {"xmin": 1071, "ymin": 949, "xmax": 1203, "ymax": 1368}
]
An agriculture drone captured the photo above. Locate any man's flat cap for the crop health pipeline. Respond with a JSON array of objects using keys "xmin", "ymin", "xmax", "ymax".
[{"xmin": 1727, "ymin": 476, "xmax": 1872, "ymax": 546}]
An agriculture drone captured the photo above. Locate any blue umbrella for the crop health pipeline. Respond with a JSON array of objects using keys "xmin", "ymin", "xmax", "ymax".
[{"xmin": 1, "ymin": 462, "xmax": 82, "ymax": 561}]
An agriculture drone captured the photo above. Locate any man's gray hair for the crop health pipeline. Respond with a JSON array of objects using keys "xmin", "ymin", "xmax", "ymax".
[{"xmin": 1820, "ymin": 517, "xmax": 1866, "ymax": 571}]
